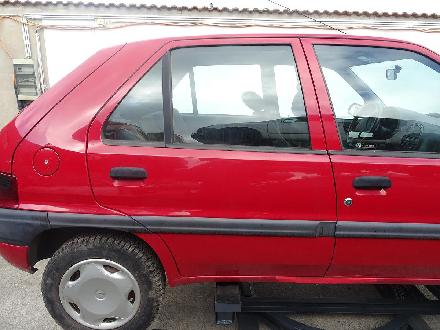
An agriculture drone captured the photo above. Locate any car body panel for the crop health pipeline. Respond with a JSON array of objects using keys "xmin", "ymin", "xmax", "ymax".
[
  {"xmin": 0, "ymin": 242, "xmax": 30, "ymax": 271},
  {"xmin": 87, "ymin": 37, "xmax": 337, "ymax": 278},
  {"xmin": 301, "ymin": 37, "xmax": 440, "ymax": 278},
  {"xmin": 158, "ymin": 233, "xmax": 334, "ymax": 277}
]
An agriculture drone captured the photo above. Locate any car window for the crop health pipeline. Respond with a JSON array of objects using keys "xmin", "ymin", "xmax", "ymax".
[
  {"xmin": 172, "ymin": 73, "xmax": 193, "ymax": 114},
  {"xmin": 171, "ymin": 45, "xmax": 310, "ymax": 149},
  {"xmin": 103, "ymin": 61, "xmax": 164, "ymax": 143},
  {"xmin": 352, "ymin": 59, "xmax": 439, "ymax": 114},
  {"xmin": 274, "ymin": 65, "xmax": 306, "ymax": 118},
  {"xmin": 193, "ymin": 64, "xmax": 261, "ymax": 116},
  {"xmin": 320, "ymin": 68, "xmax": 364, "ymax": 119},
  {"xmin": 315, "ymin": 45, "xmax": 440, "ymax": 153}
]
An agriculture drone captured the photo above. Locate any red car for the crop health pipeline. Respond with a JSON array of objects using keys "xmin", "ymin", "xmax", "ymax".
[{"xmin": 0, "ymin": 33, "xmax": 439, "ymax": 329}]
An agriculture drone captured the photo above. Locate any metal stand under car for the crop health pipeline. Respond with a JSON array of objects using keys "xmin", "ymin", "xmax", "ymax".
[{"xmin": 215, "ymin": 283, "xmax": 440, "ymax": 330}]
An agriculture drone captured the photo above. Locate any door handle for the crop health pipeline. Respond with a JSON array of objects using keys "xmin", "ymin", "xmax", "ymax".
[
  {"xmin": 353, "ymin": 176, "xmax": 391, "ymax": 190},
  {"xmin": 110, "ymin": 167, "xmax": 147, "ymax": 180}
]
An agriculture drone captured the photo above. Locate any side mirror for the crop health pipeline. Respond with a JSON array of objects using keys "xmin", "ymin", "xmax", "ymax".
[{"xmin": 386, "ymin": 65, "xmax": 402, "ymax": 80}]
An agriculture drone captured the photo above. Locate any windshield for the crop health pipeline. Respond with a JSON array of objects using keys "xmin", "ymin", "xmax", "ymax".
[{"xmin": 350, "ymin": 58, "xmax": 440, "ymax": 115}]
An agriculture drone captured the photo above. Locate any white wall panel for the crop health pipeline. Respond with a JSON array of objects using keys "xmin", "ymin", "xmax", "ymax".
[{"xmin": 43, "ymin": 22, "xmax": 440, "ymax": 86}]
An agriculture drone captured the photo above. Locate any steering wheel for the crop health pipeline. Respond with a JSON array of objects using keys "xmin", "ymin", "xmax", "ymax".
[
  {"xmin": 347, "ymin": 103, "xmax": 363, "ymax": 117},
  {"xmin": 347, "ymin": 103, "xmax": 382, "ymax": 148}
]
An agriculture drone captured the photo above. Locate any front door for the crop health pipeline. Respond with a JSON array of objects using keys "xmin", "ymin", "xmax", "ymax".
[
  {"xmin": 87, "ymin": 37, "xmax": 336, "ymax": 278},
  {"xmin": 303, "ymin": 37, "xmax": 440, "ymax": 279}
]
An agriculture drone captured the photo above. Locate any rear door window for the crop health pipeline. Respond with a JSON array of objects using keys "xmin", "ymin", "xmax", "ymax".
[
  {"xmin": 171, "ymin": 45, "xmax": 310, "ymax": 149},
  {"xmin": 103, "ymin": 61, "xmax": 164, "ymax": 144}
]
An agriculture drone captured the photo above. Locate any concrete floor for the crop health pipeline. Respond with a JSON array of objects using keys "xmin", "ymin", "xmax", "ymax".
[{"xmin": 1, "ymin": 257, "xmax": 440, "ymax": 330}]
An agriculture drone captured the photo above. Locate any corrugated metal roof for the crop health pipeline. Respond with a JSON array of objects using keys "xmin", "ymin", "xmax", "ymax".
[{"xmin": 1, "ymin": 0, "xmax": 439, "ymax": 19}]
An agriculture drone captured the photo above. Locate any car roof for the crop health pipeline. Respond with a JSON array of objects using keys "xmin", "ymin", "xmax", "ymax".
[
  {"xmin": 119, "ymin": 33, "xmax": 409, "ymax": 50},
  {"xmin": 176, "ymin": 33, "xmax": 403, "ymax": 42}
]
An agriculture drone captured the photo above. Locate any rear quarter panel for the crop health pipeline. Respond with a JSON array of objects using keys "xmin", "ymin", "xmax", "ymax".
[
  {"xmin": 0, "ymin": 45, "xmax": 124, "ymax": 174},
  {"xmin": 12, "ymin": 40, "xmax": 169, "ymax": 214}
]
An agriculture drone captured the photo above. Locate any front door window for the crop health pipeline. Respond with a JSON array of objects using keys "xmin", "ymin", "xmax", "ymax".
[{"xmin": 315, "ymin": 45, "xmax": 440, "ymax": 153}]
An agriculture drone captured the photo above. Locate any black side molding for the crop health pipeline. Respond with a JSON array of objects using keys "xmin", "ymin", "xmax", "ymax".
[
  {"xmin": 336, "ymin": 221, "xmax": 440, "ymax": 240},
  {"xmin": 134, "ymin": 216, "xmax": 336, "ymax": 237},
  {"xmin": 0, "ymin": 210, "xmax": 148, "ymax": 246},
  {"xmin": 4, "ymin": 207, "xmax": 440, "ymax": 248},
  {"xmin": 110, "ymin": 167, "xmax": 147, "ymax": 180},
  {"xmin": 48, "ymin": 212, "xmax": 146, "ymax": 232},
  {"xmin": 0, "ymin": 209, "xmax": 49, "ymax": 246}
]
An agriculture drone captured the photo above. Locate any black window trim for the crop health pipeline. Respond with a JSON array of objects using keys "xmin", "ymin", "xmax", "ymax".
[
  {"xmin": 330, "ymin": 149, "xmax": 440, "ymax": 159},
  {"xmin": 101, "ymin": 139, "xmax": 166, "ymax": 148},
  {"xmin": 312, "ymin": 43, "xmax": 440, "ymax": 159},
  {"xmin": 168, "ymin": 143, "xmax": 326, "ymax": 155},
  {"xmin": 162, "ymin": 51, "xmax": 173, "ymax": 145},
  {"xmin": 102, "ymin": 138, "xmax": 325, "ymax": 154}
]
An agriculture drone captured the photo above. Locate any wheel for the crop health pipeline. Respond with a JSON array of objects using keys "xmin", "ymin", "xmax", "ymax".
[{"xmin": 41, "ymin": 233, "xmax": 165, "ymax": 330}]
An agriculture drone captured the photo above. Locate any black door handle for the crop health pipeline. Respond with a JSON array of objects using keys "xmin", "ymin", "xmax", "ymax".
[
  {"xmin": 110, "ymin": 167, "xmax": 147, "ymax": 180},
  {"xmin": 353, "ymin": 176, "xmax": 391, "ymax": 190}
]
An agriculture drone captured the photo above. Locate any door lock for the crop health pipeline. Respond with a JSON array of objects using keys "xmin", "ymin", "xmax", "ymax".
[{"xmin": 344, "ymin": 197, "xmax": 353, "ymax": 207}]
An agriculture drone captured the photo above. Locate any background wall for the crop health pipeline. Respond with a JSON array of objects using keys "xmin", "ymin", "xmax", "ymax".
[
  {"xmin": 1, "ymin": 2, "xmax": 440, "ymax": 128},
  {"xmin": 43, "ymin": 24, "xmax": 440, "ymax": 86},
  {"xmin": 0, "ymin": 18, "xmax": 24, "ymax": 126}
]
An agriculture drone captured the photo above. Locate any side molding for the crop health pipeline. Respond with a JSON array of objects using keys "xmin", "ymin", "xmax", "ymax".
[
  {"xmin": 336, "ymin": 221, "xmax": 440, "ymax": 240},
  {"xmin": 48, "ymin": 212, "xmax": 146, "ymax": 232},
  {"xmin": 3, "ymin": 208, "xmax": 440, "ymax": 245},
  {"xmin": 0, "ymin": 208, "xmax": 49, "ymax": 245},
  {"xmin": 135, "ymin": 216, "xmax": 336, "ymax": 237}
]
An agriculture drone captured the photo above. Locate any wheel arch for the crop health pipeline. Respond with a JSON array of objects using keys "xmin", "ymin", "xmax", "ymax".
[{"xmin": 28, "ymin": 228, "xmax": 182, "ymax": 286}]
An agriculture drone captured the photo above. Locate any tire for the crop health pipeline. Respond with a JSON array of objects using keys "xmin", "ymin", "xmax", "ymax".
[{"xmin": 41, "ymin": 233, "xmax": 165, "ymax": 330}]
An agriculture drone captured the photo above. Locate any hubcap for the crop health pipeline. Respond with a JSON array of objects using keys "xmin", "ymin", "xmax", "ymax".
[{"xmin": 59, "ymin": 259, "xmax": 141, "ymax": 329}]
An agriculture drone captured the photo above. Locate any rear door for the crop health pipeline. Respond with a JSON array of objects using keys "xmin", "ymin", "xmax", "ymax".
[
  {"xmin": 302, "ymin": 37, "xmax": 440, "ymax": 279},
  {"xmin": 87, "ymin": 37, "xmax": 336, "ymax": 278}
]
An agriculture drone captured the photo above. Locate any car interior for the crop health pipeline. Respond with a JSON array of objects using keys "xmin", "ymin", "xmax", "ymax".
[
  {"xmin": 316, "ymin": 45, "xmax": 440, "ymax": 152},
  {"xmin": 170, "ymin": 46, "xmax": 310, "ymax": 148}
]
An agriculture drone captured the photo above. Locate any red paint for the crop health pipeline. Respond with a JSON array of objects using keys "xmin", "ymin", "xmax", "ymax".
[
  {"xmin": 0, "ymin": 34, "xmax": 438, "ymax": 286},
  {"xmin": 0, "ymin": 242, "xmax": 31, "ymax": 272},
  {"xmin": 160, "ymin": 234, "xmax": 334, "ymax": 277},
  {"xmin": 329, "ymin": 238, "xmax": 440, "ymax": 278},
  {"xmin": 33, "ymin": 147, "xmax": 60, "ymax": 176},
  {"xmin": 0, "ymin": 119, "xmax": 22, "ymax": 174}
]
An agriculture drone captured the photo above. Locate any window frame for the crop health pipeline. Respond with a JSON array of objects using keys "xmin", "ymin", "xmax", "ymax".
[
  {"xmin": 301, "ymin": 37, "xmax": 440, "ymax": 158},
  {"xmin": 168, "ymin": 44, "xmax": 311, "ymax": 151},
  {"xmin": 98, "ymin": 37, "xmax": 327, "ymax": 154}
]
